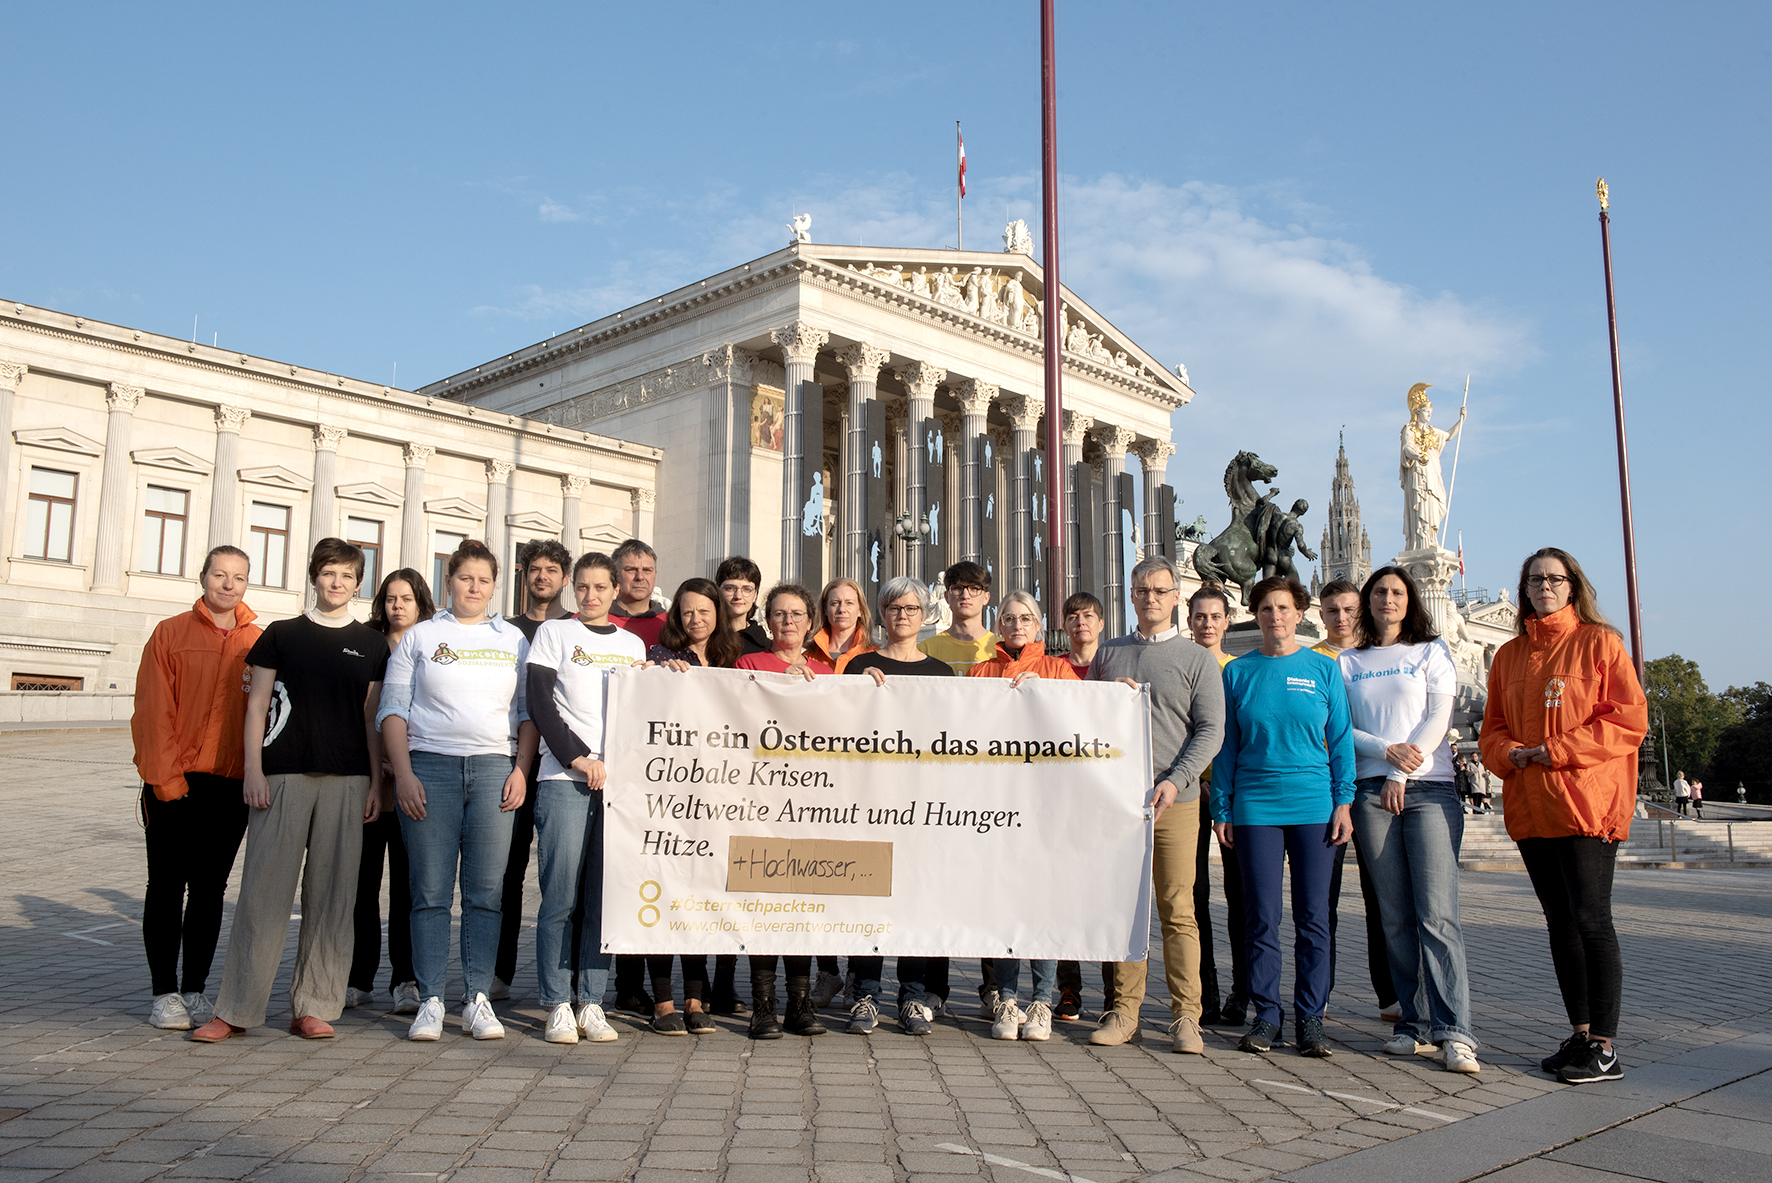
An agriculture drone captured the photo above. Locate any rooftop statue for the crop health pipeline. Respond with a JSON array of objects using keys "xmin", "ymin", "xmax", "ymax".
[
  {"xmin": 1003, "ymin": 219, "xmax": 1035, "ymax": 255},
  {"xmin": 787, "ymin": 213, "xmax": 812, "ymax": 244},
  {"xmin": 1400, "ymin": 382, "xmax": 1464, "ymax": 552}
]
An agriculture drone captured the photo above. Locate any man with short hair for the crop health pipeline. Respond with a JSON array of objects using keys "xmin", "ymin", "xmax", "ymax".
[
  {"xmin": 1188, "ymin": 584, "xmax": 1246, "ymax": 1026},
  {"xmin": 609, "ymin": 539, "xmax": 666, "ymax": 650},
  {"xmin": 490, "ymin": 539, "xmax": 574, "ymax": 1000},
  {"xmin": 918, "ymin": 561, "xmax": 998, "ymax": 675},
  {"xmin": 1089, "ymin": 557, "xmax": 1225, "ymax": 1050},
  {"xmin": 1316, "ymin": 579, "xmax": 1362, "ymax": 657}
]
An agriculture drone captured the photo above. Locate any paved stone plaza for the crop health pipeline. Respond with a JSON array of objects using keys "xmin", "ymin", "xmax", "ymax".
[{"xmin": 2, "ymin": 729, "xmax": 1768, "ymax": 1183}]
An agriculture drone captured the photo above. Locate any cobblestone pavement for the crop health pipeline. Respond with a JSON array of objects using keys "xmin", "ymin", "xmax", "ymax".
[{"xmin": 2, "ymin": 730, "xmax": 1768, "ymax": 1183}]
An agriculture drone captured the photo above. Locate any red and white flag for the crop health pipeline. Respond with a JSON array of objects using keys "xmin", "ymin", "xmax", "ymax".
[
  {"xmin": 1457, "ymin": 534, "xmax": 1465, "ymax": 576},
  {"xmin": 957, "ymin": 124, "xmax": 967, "ymax": 198}
]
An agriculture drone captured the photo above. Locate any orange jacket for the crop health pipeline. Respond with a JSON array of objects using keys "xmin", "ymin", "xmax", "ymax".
[
  {"xmin": 966, "ymin": 639, "xmax": 1080, "ymax": 682},
  {"xmin": 1478, "ymin": 605, "xmax": 1647, "ymax": 842},
  {"xmin": 131, "ymin": 598, "xmax": 262, "ymax": 801},
  {"xmin": 805, "ymin": 627, "xmax": 877, "ymax": 675}
]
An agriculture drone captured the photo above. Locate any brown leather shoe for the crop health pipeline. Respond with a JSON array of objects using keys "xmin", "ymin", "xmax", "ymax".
[
  {"xmin": 190, "ymin": 1017, "xmax": 246, "ymax": 1043},
  {"xmin": 1168, "ymin": 1015, "xmax": 1205, "ymax": 1054},
  {"xmin": 1089, "ymin": 1010, "xmax": 1143, "ymax": 1046},
  {"xmin": 288, "ymin": 1016, "xmax": 335, "ymax": 1039}
]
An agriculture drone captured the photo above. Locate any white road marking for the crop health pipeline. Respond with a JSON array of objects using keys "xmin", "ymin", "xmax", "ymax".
[
  {"xmin": 62, "ymin": 921, "xmax": 132, "ymax": 945},
  {"xmin": 938, "ymin": 1142, "xmax": 1102, "ymax": 1183},
  {"xmin": 1254, "ymin": 1078, "xmax": 1457, "ymax": 1123}
]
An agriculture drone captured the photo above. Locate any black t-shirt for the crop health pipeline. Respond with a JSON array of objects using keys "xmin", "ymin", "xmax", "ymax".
[
  {"xmin": 844, "ymin": 652, "xmax": 956, "ymax": 678},
  {"xmin": 246, "ymin": 616, "xmax": 390, "ymax": 777},
  {"xmin": 508, "ymin": 611, "xmax": 568, "ymax": 644}
]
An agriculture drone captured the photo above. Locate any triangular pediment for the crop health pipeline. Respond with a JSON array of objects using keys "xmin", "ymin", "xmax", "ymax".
[
  {"xmin": 336, "ymin": 481, "xmax": 403, "ymax": 508},
  {"xmin": 14, "ymin": 427, "xmax": 104, "ymax": 456},
  {"xmin": 424, "ymin": 495, "xmax": 486, "ymax": 520},
  {"xmin": 579, "ymin": 522, "xmax": 627, "ymax": 549},
  {"xmin": 132, "ymin": 446, "xmax": 214, "ymax": 476},
  {"xmin": 238, "ymin": 465, "xmax": 313, "ymax": 492},
  {"xmin": 506, "ymin": 510, "xmax": 562, "ymax": 533}
]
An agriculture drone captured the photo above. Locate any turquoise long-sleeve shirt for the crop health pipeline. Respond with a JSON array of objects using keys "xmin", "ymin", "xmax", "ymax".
[{"xmin": 1210, "ymin": 647, "xmax": 1356, "ymax": 826}]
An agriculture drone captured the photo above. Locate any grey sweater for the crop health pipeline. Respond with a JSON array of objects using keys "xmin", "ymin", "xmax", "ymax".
[{"xmin": 1087, "ymin": 631, "xmax": 1225, "ymax": 803}]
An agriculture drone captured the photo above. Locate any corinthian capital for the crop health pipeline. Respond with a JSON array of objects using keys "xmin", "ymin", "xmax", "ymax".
[
  {"xmin": 631, "ymin": 488, "xmax": 657, "ymax": 510},
  {"xmin": 215, "ymin": 405, "xmax": 252, "ymax": 432},
  {"xmin": 952, "ymin": 377, "xmax": 998, "ymax": 417},
  {"xmin": 999, "ymin": 393, "xmax": 1043, "ymax": 432},
  {"xmin": 106, "ymin": 383, "xmax": 145, "ymax": 413},
  {"xmin": 836, "ymin": 342, "xmax": 891, "ymax": 385},
  {"xmin": 1130, "ymin": 438, "xmax": 1176, "ymax": 473},
  {"xmin": 771, "ymin": 321, "xmax": 829, "ymax": 366},
  {"xmin": 0, "ymin": 361, "xmax": 27, "ymax": 392},
  {"xmin": 403, "ymin": 442, "xmax": 436, "ymax": 467},
  {"xmin": 486, "ymin": 458, "xmax": 517, "ymax": 481},
  {"xmin": 561, "ymin": 473, "xmax": 591, "ymax": 495},
  {"xmin": 895, "ymin": 361, "xmax": 946, "ymax": 401},
  {"xmin": 314, "ymin": 423, "xmax": 349, "ymax": 450},
  {"xmin": 1090, "ymin": 423, "xmax": 1138, "ymax": 458},
  {"xmin": 1062, "ymin": 410, "xmax": 1096, "ymax": 447}
]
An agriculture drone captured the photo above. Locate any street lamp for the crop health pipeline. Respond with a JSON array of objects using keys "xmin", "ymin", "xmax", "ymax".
[{"xmin": 893, "ymin": 511, "xmax": 929, "ymax": 543}]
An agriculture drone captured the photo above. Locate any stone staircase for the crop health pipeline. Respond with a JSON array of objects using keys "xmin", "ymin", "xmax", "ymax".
[{"xmin": 1459, "ymin": 811, "xmax": 1772, "ymax": 869}]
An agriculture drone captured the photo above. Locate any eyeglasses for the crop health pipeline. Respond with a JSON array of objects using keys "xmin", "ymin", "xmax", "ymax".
[
  {"xmin": 1131, "ymin": 586, "xmax": 1177, "ymax": 599},
  {"xmin": 999, "ymin": 613, "xmax": 1040, "ymax": 628},
  {"xmin": 951, "ymin": 586, "xmax": 988, "ymax": 598},
  {"xmin": 768, "ymin": 610, "xmax": 808, "ymax": 623},
  {"xmin": 883, "ymin": 604, "xmax": 925, "ymax": 617},
  {"xmin": 1526, "ymin": 575, "xmax": 1571, "ymax": 589}
]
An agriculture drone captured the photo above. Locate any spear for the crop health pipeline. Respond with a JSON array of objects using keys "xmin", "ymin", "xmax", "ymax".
[{"xmin": 1439, "ymin": 375, "xmax": 1469, "ymax": 549}]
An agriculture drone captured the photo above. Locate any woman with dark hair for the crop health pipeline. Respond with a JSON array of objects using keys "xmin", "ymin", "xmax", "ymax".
[
  {"xmin": 1211, "ymin": 576, "xmax": 1355, "ymax": 1057},
  {"xmin": 734, "ymin": 584, "xmax": 831, "ymax": 1037},
  {"xmin": 1480, "ymin": 547, "xmax": 1646, "ymax": 1084},
  {"xmin": 1338, "ymin": 566, "xmax": 1478, "ymax": 1073},
  {"xmin": 346, "ymin": 569, "xmax": 435, "ymax": 1015},
  {"xmin": 716, "ymin": 556, "xmax": 771, "ymax": 656},
  {"xmin": 377, "ymin": 540, "xmax": 539, "ymax": 1041}
]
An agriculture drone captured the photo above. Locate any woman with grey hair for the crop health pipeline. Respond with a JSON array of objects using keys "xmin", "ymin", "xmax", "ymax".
[{"xmin": 846, "ymin": 577, "xmax": 955, "ymax": 1036}]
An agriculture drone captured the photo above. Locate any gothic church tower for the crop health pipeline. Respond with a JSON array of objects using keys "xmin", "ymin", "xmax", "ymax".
[{"xmin": 1315, "ymin": 433, "xmax": 1371, "ymax": 593}]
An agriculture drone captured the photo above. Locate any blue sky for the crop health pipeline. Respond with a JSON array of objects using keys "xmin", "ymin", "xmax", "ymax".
[{"xmin": 5, "ymin": 2, "xmax": 1767, "ymax": 688}]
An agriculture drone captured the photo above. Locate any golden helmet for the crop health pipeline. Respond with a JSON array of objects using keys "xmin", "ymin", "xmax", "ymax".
[{"xmin": 1407, "ymin": 382, "xmax": 1433, "ymax": 412}]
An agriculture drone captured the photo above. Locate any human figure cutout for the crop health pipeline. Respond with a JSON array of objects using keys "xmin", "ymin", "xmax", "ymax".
[
  {"xmin": 985, "ymin": 491, "xmax": 995, "ymax": 520},
  {"xmin": 801, "ymin": 472, "xmax": 824, "ymax": 536},
  {"xmin": 871, "ymin": 440, "xmax": 882, "ymax": 478},
  {"xmin": 927, "ymin": 502, "xmax": 940, "ymax": 545},
  {"xmin": 869, "ymin": 539, "xmax": 880, "ymax": 582}
]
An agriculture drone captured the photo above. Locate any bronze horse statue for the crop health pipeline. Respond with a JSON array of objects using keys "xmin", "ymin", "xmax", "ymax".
[{"xmin": 1192, "ymin": 450, "xmax": 1279, "ymax": 605}]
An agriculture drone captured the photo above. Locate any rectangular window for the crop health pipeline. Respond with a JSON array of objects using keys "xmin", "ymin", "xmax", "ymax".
[
  {"xmin": 10, "ymin": 673, "xmax": 83, "ymax": 692},
  {"xmin": 24, "ymin": 467, "xmax": 78, "ymax": 562},
  {"xmin": 432, "ymin": 530, "xmax": 465, "ymax": 609},
  {"xmin": 346, "ymin": 517, "xmax": 383, "ymax": 599},
  {"xmin": 139, "ymin": 485, "xmax": 189, "ymax": 576},
  {"xmin": 248, "ymin": 502, "xmax": 290, "ymax": 588}
]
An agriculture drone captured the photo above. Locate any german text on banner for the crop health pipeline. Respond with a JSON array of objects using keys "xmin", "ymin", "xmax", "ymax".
[{"xmin": 600, "ymin": 666, "xmax": 1154, "ymax": 959}]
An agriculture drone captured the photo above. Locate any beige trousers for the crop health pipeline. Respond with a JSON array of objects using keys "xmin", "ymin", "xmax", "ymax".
[
  {"xmin": 214, "ymin": 773, "xmax": 368, "ymax": 1028},
  {"xmin": 1107, "ymin": 794, "xmax": 1201, "ymax": 1021}
]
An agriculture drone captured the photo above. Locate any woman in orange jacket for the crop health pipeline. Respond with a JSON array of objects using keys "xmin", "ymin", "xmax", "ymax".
[
  {"xmin": 130, "ymin": 545, "xmax": 262, "ymax": 1032},
  {"xmin": 1480, "ymin": 547, "xmax": 1647, "ymax": 1086}
]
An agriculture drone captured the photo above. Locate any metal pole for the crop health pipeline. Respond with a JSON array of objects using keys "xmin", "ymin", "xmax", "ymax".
[
  {"xmin": 956, "ymin": 121, "xmax": 963, "ymax": 251},
  {"xmin": 1597, "ymin": 180, "xmax": 1645, "ymax": 683},
  {"xmin": 1040, "ymin": 0, "xmax": 1066, "ymax": 636}
]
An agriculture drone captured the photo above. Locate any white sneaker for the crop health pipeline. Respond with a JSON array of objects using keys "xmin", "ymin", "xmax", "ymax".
[
  {"xmin": 1383, "ymin": 1032, "xmax": 1432, "ymax": 1055},
  {"xmin": 181, "ymin": 993, "xmax": 213, "ymax": 1026},
  {"xmin": 392, "ymin": 981, "xmax": 422, "ymax": 1015},
  {"xmin": 809, "ymin": 971, "xmax": 844, "ymax": 1009},
  {"xmin": 978, "ymin": 987, "xmax": 1001, "ymax": 1020},
  {"xmin": 1440, "ymin": 1040, "xmax": 1481, "ymax": 1074},
  {"xmin": 150, "ymin": 993, "xmax": 191, "ymax": 1030},
  {"xmin": 343, "ymin": 987, "xmax": 372, "ymax": 1009},
  {"xmin": 990, "ymin": 999, "xmax": 1025, "ymax": 1041},
  {"xmin": 544, "ymin": 1002, "xmax": 580, "ymax": 1044},
  {"xmin": 408, "ymin": 996, "xmax": 445, "ymax": 1041},
  {"xmin": 575, "ymin": 1002, "xmax": 618, "ymax": 1043},
  {"xmin": 1020, "ymin": 1001, "xmax": 1053, "ymax": 1042},
  {"xmin": 487, "ymin": 977, "xmax": 511, "ymax": 1002},
  {"xmin": 462, "ymin": 993, "xmax": 504, "ymax": 1039}
]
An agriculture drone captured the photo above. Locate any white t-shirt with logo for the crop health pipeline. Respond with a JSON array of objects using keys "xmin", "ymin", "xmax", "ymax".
[
  {"xmin": 526, "ymin": 618, "xmax": 646, "ymax": 782},
  {"xmin": 1337, "ymin": 640, "xmax": 1458, "ymax": 782},
  {"xmin": 380, "ymin": 612, "xmax": 528, "ymax": 757}
]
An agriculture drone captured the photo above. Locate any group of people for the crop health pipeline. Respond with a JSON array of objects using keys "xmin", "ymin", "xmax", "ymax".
[
  {"xmin": 132, "ymin": 529, "xmax": 1646, "ymax": 1086},
  {"xmin": 1672, "ymin": 772, "xmax": 1705, "ymax": 818}
]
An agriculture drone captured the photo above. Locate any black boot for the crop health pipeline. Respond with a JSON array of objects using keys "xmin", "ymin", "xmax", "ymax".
[
  {"xmin": 748, "ymin": 979, "xmax": 782, "ymax": 1040},
  {"xmin": 785, "ymin": 977, "xmax": 827, "ymax": 1036}
]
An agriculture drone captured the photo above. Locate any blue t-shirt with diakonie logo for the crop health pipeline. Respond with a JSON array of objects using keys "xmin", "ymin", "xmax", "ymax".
[{"xmin": 1211, "ymin": 647, "xmax": 1355, "ymax": 827}]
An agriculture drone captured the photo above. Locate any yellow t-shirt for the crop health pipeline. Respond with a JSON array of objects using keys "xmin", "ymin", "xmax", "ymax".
[
  {"xmin": 918, "ymin": 631, "xmax": 1000, "ymax": 676},
  {"xmin": 1202, "ymin": 649, "xmax": 1235, "ymax": 786},
  {"xmin": 1311, "ymin": 640, "xmax": 1341, "ymax": 658}
]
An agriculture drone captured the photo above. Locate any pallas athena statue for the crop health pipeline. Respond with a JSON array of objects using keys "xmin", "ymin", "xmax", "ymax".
[{"xmin": 1399, "ymin": 382, "xmax": 1465, "ymax": 552}]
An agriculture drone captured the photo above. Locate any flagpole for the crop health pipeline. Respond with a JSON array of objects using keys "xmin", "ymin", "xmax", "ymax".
[
  {"xmin": 1040, "ymin": 0, "xmax": 1066, "ymax": 633},
  {"xmin": 1597, "ymin": 178, "xmax": 1646, "ymax": 683},
  {"xmin": 956, "ymin": 121, "xmax": 963, "ymax": 251},
  {"xmin": 1438, "ymin": 374, "xmax": 1469, "ymax": 548}
]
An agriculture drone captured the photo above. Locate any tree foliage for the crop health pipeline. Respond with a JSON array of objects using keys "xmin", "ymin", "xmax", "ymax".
[
  {"xmin": 1711, "ymin": 682, "xmax": 1772, "ymax": 793},
  {"xmin": 1643, "ymin": 655, "xmax": 1741, "ymax": 780}
]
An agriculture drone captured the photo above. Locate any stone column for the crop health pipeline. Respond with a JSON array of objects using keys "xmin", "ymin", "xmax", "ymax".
[
  {"xmin": 631, "ymin": 488, "xmax": 656, "ymax": 546},
  {"xmin": 895, "ymin": 361, "xmax": 945, "ymax": 581},
  {"xmin": 485, "ymin": 459, "xmax": 515, "ymax": 570},
  {"xmin": 952, "ymin": 378, "xmax": 996, "ymax": 564},
  {"xmin": 1132, "ymin": 439, "xmax": 1175, "ymax": 563},
  {"xmin": 1093, "ymin": 425, "xmax": 1137, "ymax": 634},
  {"xmin": 561, "ymin": 473, "xmax": 589, "ymax": 550},
  {"xmin": 91, "ymin": 383, "xmax": 144, "ymax": 592},
  {"xmin": 0, "ymin": 362, "xmax": 25, "ymax": 532},
  {"xmin": 400, "ymin": 443, "xmax": 434, "ymax": 568},
  {"xmin": 999, "ymin": 393, "xmax": 1042, "ymax": 592},
  {"xmin": 771, "ymin": 321, "xmax": 828, "ymax": 582},
  {"xmin": 837, "ymin": 343, "xmax": 889, "ymax": 580},
  {"xmin": 208, "ymin": 406, "xmax": 252, "ymax": 549},
  {"xmin": 308, "ymin": 425, "xmax": 347, "ymax": 551},
  {"xmin": 1061, "ymin": 411, "xmax": 1095, "ymax": 594},
  {"xmin": 939, "ymin": 409, "xmax": 963, "ymax": 575}
]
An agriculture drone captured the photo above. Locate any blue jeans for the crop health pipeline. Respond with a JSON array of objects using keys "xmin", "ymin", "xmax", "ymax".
[
  {"xmin": 1238, "ymin": 823, "xmax": 1338, "ymax": 1028},
  {"xmin": 993, "ymin": 959, "xmax": 1057, "ymax": 1006},
  {"xmin": 1352, "ymin": 777, "xmax": 1475, "ymax": 1046},
  {"xmin": 400, "ymin": 751, "xmax": 516, "ymax": 1003},
  {"xmin": 534, "ymin": 778, "xmax": 611, "ymax": 1007}
]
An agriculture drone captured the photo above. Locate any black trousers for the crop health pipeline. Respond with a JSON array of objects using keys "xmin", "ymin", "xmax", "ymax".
[
  {"xmin": 141, "ymin": 775, "xmax": 248, "ymax": 997},
  {"xmin": 1199, "ymin": 805, "xmax": 1249, "ymax": 1009},
  {"xmin": 1519, "ymin": 836, "xmax": 1623, "ymax": 1038},
  {"xmin": 494, "ymin": 768, "xmax": 538, "ymax": 986},
  {"xmin": 748, "ymin": 955, "xmax": 812, "ymax": 1000},
  {"xmin": 1325, "ymin": 834, "xmax": 1398, "ymax": 1010},
  {"xmin": 648, "ymin": 955, "xmax": 709, "ymax": 1004},
  {"xmin": 348, "ymin": 810, "xmax": 413, "ymax": 992}
]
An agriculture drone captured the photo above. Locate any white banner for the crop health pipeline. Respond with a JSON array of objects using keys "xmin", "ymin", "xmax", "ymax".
[{"xmin": 600, "ymin": 665, "xmax": 1153, "ymax": 960}]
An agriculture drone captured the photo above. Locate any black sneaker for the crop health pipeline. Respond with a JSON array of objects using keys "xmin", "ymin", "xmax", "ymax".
[
  {"xmin": 1238, "ymin": 1020, "xmax": 1281, "ymax": 1053},
  {"xmin": 1296, "ymin": 1014, "xmax": 1332, "ymax": 1058},
  {"xmin": 684, "ymin": 1009, "xmax": 715, "ymax": 1034},
  {"xmin": 615, "ymin": 993, "xmax": 655, "ymax": 1016},
  {"xmin": 1557, "ymin": 1037, "xmax": 1623, "ymax": 1084},
  {"xmin": 1054, "ymin": 987, "xmax": 1083, "ymax": 1021},
  {"xmin": 1212, "ymin": 995, "xmax": 1247, "ymax": 1027},
  {"xmin": 649, "ymin": 1010, "xmax": 687, "ymax": 1036},
  {"xmin": 710, "ymin": 994, "xmax": 749, "ymax": 1017},
  {"xmin": 1540, "ymin": 1033, "xmax": 1588, "ymax": 1075}
]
